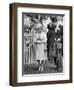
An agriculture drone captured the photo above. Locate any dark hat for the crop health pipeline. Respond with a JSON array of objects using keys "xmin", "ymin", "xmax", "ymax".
[
  {"xmin": 47, "ymin": 23, "xmax": 56, "ymax": 31},
  {"xmin": 51, "ymin": 16, "xmax": 57, "ymax": 22}
]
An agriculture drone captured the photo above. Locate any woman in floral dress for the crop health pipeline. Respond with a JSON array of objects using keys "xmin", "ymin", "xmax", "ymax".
[{"xmin": 33, "ymin": 23, "xmax": 47, "ymax": 71}]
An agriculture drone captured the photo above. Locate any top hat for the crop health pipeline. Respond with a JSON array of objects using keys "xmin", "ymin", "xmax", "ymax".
[{"xmin": 51, "ymin": 16, "xmax": 57, "ymax": 22}]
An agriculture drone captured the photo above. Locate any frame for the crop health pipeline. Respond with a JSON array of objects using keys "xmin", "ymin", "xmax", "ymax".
[{"xmin": 9, "ymin": 3, "xmax": 72, "ymax": 86}]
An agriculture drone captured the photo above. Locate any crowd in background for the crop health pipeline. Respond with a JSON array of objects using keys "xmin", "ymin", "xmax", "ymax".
[{"xmin": 23, "ymin": 14, "xmax": 63, "ymax": 72}]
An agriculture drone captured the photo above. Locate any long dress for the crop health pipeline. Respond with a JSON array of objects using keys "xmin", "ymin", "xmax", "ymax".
[{"xmin": 33, "ymin": 31, "xmax": 47, "ymax": 61}]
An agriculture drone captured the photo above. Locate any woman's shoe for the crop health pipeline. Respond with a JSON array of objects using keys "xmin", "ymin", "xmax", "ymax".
[
  {"xmin": 41, "ymin": 66, "xmax": 43, "ymax": 72},
  {"xmin": 38, "ymin": 66, "xmax": 41, "ymax": 71}
]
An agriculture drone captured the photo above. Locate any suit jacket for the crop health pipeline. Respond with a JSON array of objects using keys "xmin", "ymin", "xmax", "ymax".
[{"xmin": 47, "ymin": 30, "xmax": 56, "ymax": 50}]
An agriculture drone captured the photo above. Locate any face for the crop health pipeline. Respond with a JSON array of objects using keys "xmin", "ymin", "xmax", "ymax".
[
  {"xmin": 26, "ymin": 28, "xmax": 30, "ymax": 33},
  {"xmin": 39, "ymin": 29, "xmax": 43, "ymax": 34},
  {"xmin": 38, "ymin": 28, "xmax": 42, "ymax": 33},
  {"xmin": 35, "ymin": 26, "xmax": 42, "ymax": 33},
  {"xmin": 53, "ymin": 21, "xmax": 57, "ymax": 27}
]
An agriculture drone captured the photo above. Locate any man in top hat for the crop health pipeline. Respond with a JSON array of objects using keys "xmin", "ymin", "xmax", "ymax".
[{"xmin": 47, "ymin": 16, "xmax": 57, "ymax": 62}]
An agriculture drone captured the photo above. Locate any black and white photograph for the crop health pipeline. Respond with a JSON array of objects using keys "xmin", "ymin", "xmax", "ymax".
[
  {"xmin": 10, "ymin": 3, "xmax": 72, "ymax": 86},
  {"xmin": 22, "ymin": 13, "xmax": 63, "ymax": 75}
]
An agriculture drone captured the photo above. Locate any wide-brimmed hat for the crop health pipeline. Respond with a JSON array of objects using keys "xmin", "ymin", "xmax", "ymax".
[
  {"xmin": 34, "ymin": 23, "xmax": 43, "ymax": 30},
  {"xmin": 36, "ymin": 23, "xmax": 42, "ymax": 28}
]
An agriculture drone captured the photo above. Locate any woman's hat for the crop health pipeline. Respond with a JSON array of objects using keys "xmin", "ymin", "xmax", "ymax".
[
  {"xmin": 36, "ymin": 23, "xmax": 42, "ymax": 28},
  {"xmin": 34, "ymin": 23, "xmax": 43, "ymax": 30}
]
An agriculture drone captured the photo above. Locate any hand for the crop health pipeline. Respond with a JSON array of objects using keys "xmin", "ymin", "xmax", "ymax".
[{"xmin": 36, "ymin": 40, "xmax": 42, "ymax": 43}]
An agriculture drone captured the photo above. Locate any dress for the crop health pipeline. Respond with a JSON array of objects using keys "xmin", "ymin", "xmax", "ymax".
[{"xmin": 34, "ymin": 31, "xmax": 47, "ymax": 60}]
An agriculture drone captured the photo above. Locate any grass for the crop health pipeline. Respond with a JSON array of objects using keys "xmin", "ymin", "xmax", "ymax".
[{"xmin": 23, "ymin": 61, "xmax": 63, "ymax": 74}]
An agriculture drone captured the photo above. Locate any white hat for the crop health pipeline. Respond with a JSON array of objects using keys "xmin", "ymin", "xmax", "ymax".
[{"xmin": 35, "ymin": 23, "xmax": 42, "ymax": 29}]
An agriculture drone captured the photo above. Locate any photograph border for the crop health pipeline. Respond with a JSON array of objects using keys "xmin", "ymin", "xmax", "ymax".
[{"xmin": 9, "ymin": 3, "xmax": 72, "ymax": 86}]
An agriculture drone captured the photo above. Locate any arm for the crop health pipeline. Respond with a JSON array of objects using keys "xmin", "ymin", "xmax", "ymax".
[
  {"xmin": 33, "ymin": 33, "xmax": 42, "ymax": 44},
  {"xmin": 42, "ymin": 32, "xmax": 47, "ymax": 43}
]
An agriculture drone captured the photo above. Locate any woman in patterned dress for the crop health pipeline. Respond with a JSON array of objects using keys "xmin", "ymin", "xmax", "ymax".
[{"xmin": 33, "ymin": 23, "xmax": 47, "ymax": 71}]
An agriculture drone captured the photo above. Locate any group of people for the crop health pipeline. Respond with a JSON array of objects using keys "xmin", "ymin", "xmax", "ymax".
[{"xmin": 24, "ymin": 16, "xmax": 63, "ymax": 72}]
